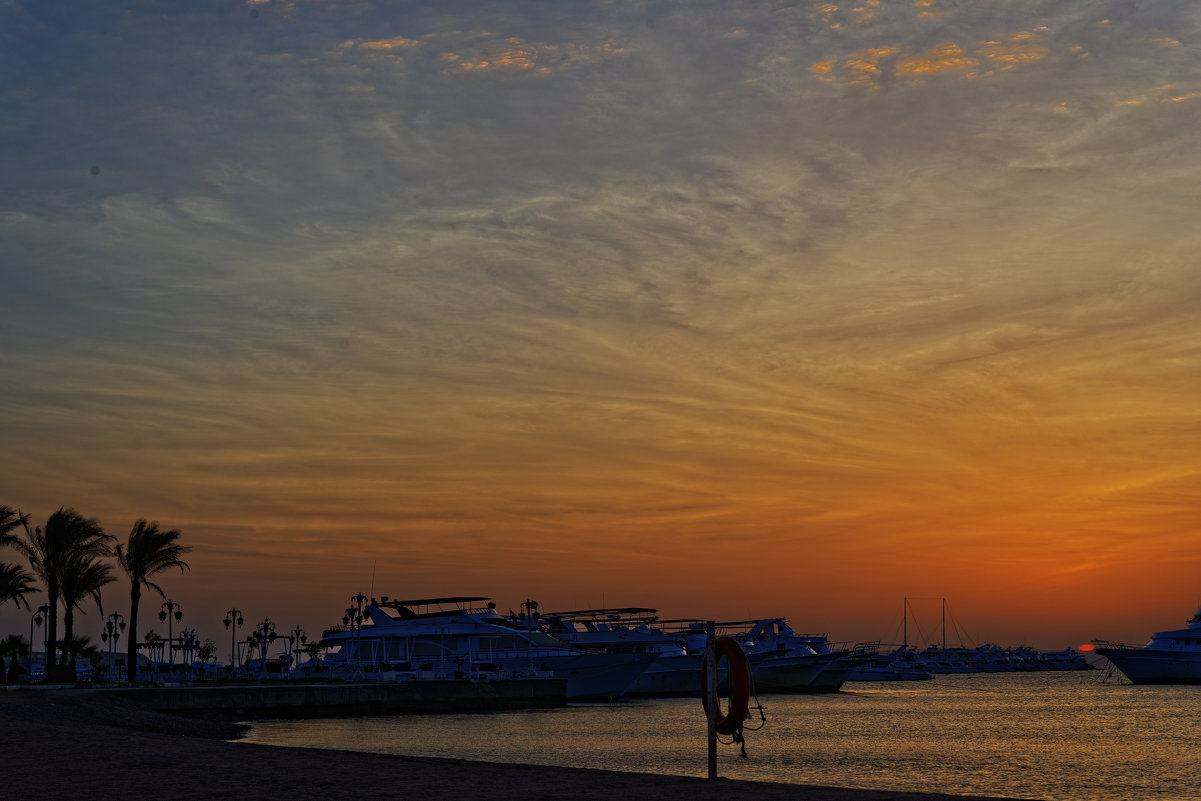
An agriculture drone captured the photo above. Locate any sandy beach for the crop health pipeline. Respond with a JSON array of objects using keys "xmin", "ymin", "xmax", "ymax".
[{"xmin": 0, "ymin": 690, "xmax": 1019, "ymax": 801}]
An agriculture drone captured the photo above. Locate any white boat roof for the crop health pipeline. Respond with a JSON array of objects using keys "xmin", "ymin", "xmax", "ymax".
[
  {"xmin": 543, "ymin": 607, "xmax": 659, "ymax": 618},
  {"xmin": 377, "ymin": 596, "xmax": 492, "ymax": 607}
]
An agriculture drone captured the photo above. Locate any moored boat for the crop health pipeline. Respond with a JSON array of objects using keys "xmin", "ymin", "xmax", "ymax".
[
  {"xmin": 1093, "ymin": 606, "xmax": 1201, "ymax": 685},
  {"xmin": 318, "ymin": 596, "xmax": 654, "ymax": 699}
]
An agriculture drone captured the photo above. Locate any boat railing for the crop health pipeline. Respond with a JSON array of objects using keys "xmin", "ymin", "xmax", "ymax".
[
  {"xmin": 1092, "ymin": 639, "xmax": 1139, "ymax": 651},
  {"xmin": 476, "ymin": 646, "xmax": 581, "ymax": 661}
]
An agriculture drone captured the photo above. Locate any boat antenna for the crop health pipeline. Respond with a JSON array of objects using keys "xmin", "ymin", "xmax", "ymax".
[{"xmin": 370, "ymin": 560, "xmax": 377, "ymax": 602}]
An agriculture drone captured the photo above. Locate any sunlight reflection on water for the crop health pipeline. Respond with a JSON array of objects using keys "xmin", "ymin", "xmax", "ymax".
[{"xmin": 243, "ymin": 673, "xmax": 1201, "ymax": 801}]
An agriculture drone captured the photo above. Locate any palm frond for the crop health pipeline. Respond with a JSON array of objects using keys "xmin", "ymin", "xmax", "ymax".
[
  {"xmin": 0, "ymin": 562, "xmax": 38, "ymax": 610},
  {"xmin": 117, "ymin": 519, "xmax": 191, "ymax": 595},
  {"xmin": 0, "ymin": 505, "xmax": 30, "ymax": 549}
]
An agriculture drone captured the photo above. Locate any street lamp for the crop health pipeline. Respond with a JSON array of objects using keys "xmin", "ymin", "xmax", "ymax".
[
  {"xmin": 223, "ymin": 608, "xmax": 244, "ymax": 672},
  {"xmin": 29, "ymin": 604, "xmax": 49, "ymax": 680},
  {"xmin": 288, "ymin": 625, "xmax": 307, "ymax": 672},
  {"xmin": 251, "ymin": 618, "xmax": 277, "ymax": 666},
  {"xmin": 344, "ymin": 592, "xmax": 369, "ymax": 671},
  {"xmin": 158, "ymin": 600, "xmax": 183, "ymax": 669},
  {"xmin": 101, "ymin": 613, "xmax": 126, "ymax": 682}
]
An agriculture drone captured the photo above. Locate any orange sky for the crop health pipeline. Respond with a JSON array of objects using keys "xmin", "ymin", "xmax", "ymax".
[{"xmin": 3, "ymin": 1, "xmax": 1200, "ymax": 655}]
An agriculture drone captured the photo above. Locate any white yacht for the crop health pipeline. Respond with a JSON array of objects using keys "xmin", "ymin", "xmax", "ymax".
[
  {"xmin": 846, "ymin": 645, "xmax": 934, "ymax": 681},
  {"xmin": 535, "ymin": 608, "xmax": 840, "ymax": 695},
  {"xmin": 721, "ymin": 618, "xmax": 853, "ymax": 692},
  {"xmin": 318, "ymin": 596, "xmax": 654, "ymax": 699},
  {"xmin": 645, "ymin": 618, "xmax": 843, "ymax": 695},
  {"xmin": 1093, "ymin": 606, "xmax": 1201, "ymax": 684}
]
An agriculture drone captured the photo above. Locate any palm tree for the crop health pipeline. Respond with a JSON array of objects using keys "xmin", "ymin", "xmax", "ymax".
[
  {"xmin": 57, "ymin": 552, "xmax": 114, "ymax": 677},
  {"xmin": 0, "ymin": 562, "xmax": 38, "ymax": 610},
  {"xmin": 115, "ymin": 520, "xmax": 190, "ymax": 684},
  {"xmin": 0, "ymin": 633, "xmax": 30, "ymax": 684},
  {"xmin": 62, "ymin": 633, "xmax": 104, "ymax": 682},
  {"xmin": 12, "ymin": 508, "xmax": 112, "ymax": 682},
  {"xmin": 1, "ymin": 507, "xmax": 38, "ymax": 613},
  {"xmin": 0, "ymin": 505, "xmax": 29, "ymax": 547}
]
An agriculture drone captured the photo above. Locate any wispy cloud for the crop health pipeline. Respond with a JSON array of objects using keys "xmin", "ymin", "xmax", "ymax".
[{"xmin": 3, "ymin": 0, "xmax": 1201, "ymax": 643}]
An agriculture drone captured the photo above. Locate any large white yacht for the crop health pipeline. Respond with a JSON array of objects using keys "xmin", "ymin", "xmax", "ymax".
[
  {"xmin": 1093, "ymin": 606, "xmax": 1201, "ymax": 684},
  {"xmin": 317, "ymin": 596, "xmax": 654, "ymax": 699},
  {"xmin": 533, "ymin": 607, "xmax": 842, "ymax": 695}
]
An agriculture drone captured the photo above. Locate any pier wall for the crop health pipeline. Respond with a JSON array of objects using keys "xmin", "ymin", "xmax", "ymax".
[{"xmin": 103, "ymin": 679, "xmax": 567, "ymax": 719}]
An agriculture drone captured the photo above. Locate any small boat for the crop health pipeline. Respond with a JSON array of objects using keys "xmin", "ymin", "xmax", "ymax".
[
  {"xmin": 1093, "ymin": 606, "xmax": 1201, "ymax": 684},
  {"xmin": 846, "ymin": 645, "xmax": 934, "ymax": 681},
  {"xmin": 1038, "ymin": 648, "xmax": 1092, "ymax": 671},
  {"xmin": 919, "ymin": 646, "xmax": 980, "ymax": 674}
]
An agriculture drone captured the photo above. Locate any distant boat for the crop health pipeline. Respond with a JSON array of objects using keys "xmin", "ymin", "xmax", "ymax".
[
  {"xmin": 846, "ymin": 645, "xmax": 934, "ymax": 681},
  {"xmin": 1093, "ymin": 606, "xmax": 1201, "ymax": 685}
]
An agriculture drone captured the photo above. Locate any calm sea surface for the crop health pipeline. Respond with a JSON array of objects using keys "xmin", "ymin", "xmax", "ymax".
[{"xmin": 242, "ymin": 672, "xmax": 1200, "ymax": 801}]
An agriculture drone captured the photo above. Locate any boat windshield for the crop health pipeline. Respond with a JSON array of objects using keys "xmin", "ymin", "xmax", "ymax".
[{"xmin": 522, "ymin": 630, "xmax": 571, "ymax": 649}]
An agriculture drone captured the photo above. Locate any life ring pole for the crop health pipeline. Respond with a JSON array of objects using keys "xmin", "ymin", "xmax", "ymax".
[{"xmin": 703, "ymin": 620, "xmax": 716, "ymax": 779}]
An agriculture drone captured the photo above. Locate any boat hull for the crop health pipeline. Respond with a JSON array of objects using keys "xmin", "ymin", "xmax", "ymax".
[
  {"xmin": 625, "ymin": 652, "xmax": 835, "ymax": 696},
  {"xmin": 1094, "ymin": 647, "xmax": 1201, "ymax": 685}
]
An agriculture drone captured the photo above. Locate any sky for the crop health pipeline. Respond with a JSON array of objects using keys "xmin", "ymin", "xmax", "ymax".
[{"xmin": 2, "ymin": 0, "xmax": 1200, "ymax": 656}]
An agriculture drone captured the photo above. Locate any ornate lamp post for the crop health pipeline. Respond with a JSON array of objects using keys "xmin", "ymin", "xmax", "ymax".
[
  {"xmin": 30, "ymin": 604, "xmax": 49, "ymax": 679},
  {"xmin": 158, "ymin": 600, "xmax": 183, "ymax": 668},
  {"xmin": 223, "ymin": 608, "xmax": 244, "ymax": 672},
  {"xmin": 343, "ymin": 592, "xmax": 369, "ymax": 672},
  {"xmin": 252, "ymin": 618, "xmax": 277, "ymax": 666},
  {"xmin": 288, "ymin": 625, "xmax": 307, "ymax": 671},
  {"xmin": 101, "ymin": 612, "xmax": 126, "ymax": 682}
]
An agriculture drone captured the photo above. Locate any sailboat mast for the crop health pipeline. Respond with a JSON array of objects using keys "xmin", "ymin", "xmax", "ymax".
[
  {"xmin": 903, "ymin": 597, "xmax": 908, "ymax": 648},
  {"xmin": 942, "ymin": 597, "xmax": 946, "ymax": 649}
]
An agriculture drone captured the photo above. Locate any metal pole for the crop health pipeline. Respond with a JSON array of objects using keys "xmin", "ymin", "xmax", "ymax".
[
  {"xmin": 706, "ymin": 620, "xmax": 717, "ymax": 780},
  {"xmin": 942, "ymin": 597, "xmax": 946, "ymax": 649}
]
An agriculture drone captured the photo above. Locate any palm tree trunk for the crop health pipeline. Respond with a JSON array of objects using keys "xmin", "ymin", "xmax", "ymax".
[
  {"xmin": 44, "ymin": 580, "xmax": 59, "ymax": 684},
  {"xmin": 126, "ymin": 585, "xmax": 140, "ymax": 684},
  {"xmin": 60, "ymin": 603, "xmax": 75, "ymax": 678}
]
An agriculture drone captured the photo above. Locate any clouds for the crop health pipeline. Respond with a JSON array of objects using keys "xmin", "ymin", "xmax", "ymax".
[{"xmin": 3, "ymin": 0, "xmax": 1201, "ymax": 643}]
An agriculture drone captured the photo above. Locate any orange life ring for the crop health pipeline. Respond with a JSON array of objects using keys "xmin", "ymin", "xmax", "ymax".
[{"xmin": 700, "ymin": 635, "xmax": 751, "ymax": 735}]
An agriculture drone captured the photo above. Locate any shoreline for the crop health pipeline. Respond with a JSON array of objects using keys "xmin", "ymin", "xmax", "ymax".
[{"xmin": 1, "ymin": 689, "xmax": 1019, "ymax": 801}]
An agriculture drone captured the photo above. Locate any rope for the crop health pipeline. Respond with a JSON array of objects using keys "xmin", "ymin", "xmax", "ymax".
[{"xmin": 714, "ymin": 662, "xmax": 768, "ymax": 759}]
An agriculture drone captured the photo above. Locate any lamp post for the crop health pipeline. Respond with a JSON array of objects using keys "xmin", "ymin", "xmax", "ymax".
[
  {"xmin": 101, "ymin": 613, "xmax": 126, "ymax": 682},
  {"xmin": 288, "ymin": 625, "xmax": 307, "ymax": 672},
  {"xmin": 30, "ymin": 604, "xmax": 49, "ymax": 679},
  {"xmin": 158, "ymin": 600, "xmax": 183, "ymax": 668},
  {"xmin": 344, "ymin": 592, "xmax": 369, "ymax": 671},
  {"xmin": 223, "ymin": 608, "xmax": 244, "ymax": 672},
  {"xmin": 252, "ymin": 618, "xmax": 277, "ymax": 667}
]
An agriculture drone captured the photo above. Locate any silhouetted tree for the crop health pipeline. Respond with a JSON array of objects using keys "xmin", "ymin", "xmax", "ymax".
[
  {"xmin": 12, "ymin": 508, "xmax": 112, "ymax": 682},
  {"xmin": 1, "ymin": 506, "xmax": 40, "ymax": 617},
  {"xmin": 62, "ymin": 633, "xmax": 103, "ymax": 681},
  {"xmin": 57, "ymin": 552, "xmax": 114, "ymax": 677},
  {"xmin": 0, "ymin": 507, "xmax": 37, "ymax": 613},
  {"xmin": 0, "ymin": 562, "xmax": 38, "ymax": 610},
  {"xmin": 0, "ymin": 634, "xmax": 29, "ymax": 684},
  {"xmin": 0, "ymin": 505, "xmax": 28, "ymax": 548},
  {"xmin": 115, "ymin": 520, "xmax": 190, "ymax": 684}
]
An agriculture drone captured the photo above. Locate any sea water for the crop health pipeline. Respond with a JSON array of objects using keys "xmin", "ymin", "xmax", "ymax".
[{"xmin": 242, "ymin": 672, "xmax": 1201, "ymax": 801}]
